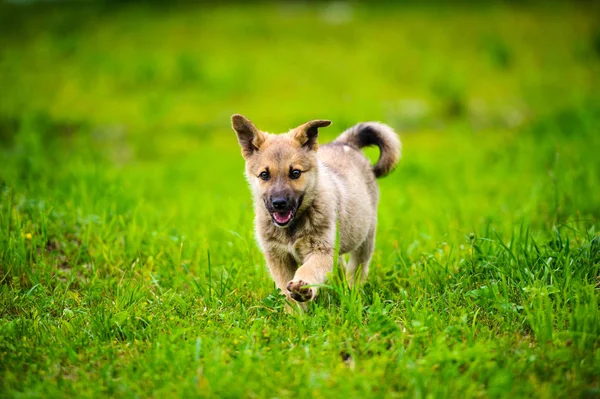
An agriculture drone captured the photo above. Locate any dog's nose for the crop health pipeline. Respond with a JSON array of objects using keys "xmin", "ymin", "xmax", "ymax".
[{"xmin": 272, "ymin": 197, "xmax": 288, "ymax": 210}]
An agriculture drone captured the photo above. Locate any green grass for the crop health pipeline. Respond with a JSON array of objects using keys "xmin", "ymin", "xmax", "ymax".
[{"xmin": 1, "ymin": 2, "xmax": 599, "ymax": 398}]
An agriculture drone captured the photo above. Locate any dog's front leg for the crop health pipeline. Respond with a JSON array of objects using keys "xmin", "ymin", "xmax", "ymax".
[
  {"xmin": 287, "ymin": 249, "xmax": 334, "ymax": 302},
  {"xmin": 264, "ymin": 251, "xmax": 305, "ymax": 309}
]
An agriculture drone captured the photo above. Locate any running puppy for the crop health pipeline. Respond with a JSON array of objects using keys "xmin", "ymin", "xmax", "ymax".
[{"xmin": 231, "ymin": 115, "xmax": 401, "ymax": 306}]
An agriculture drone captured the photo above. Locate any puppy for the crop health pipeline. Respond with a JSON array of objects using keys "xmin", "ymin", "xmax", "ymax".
[{"xmin": 231, "ymin": 115, "xmax": 401, "ymax": 307}]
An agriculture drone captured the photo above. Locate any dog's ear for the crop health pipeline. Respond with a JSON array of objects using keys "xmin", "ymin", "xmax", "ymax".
[
  {"xmin": 293, "ymin": 119, "xmax": 331, "ymax": 150},
  {"xmin": 231, "ymin": 114, "xmax": 266, "ymax": 158}
]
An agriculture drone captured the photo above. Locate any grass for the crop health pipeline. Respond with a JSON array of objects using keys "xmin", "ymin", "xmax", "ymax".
[{"xmin": 0, "ymin": 2, "xmax": 599, "ymax": 398}]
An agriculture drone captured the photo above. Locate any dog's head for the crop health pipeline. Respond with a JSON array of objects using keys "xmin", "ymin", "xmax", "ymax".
[{"xmin": 231, "ymin": 114, "xmax": 331, "ymax": 228}]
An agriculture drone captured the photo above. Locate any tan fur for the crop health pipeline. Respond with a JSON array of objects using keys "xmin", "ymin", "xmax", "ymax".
[{"xmin": 231, "ymin": 114, "xmax": 401, "ymax": 309}]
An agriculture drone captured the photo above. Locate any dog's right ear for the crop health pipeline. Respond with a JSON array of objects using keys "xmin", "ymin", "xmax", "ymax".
[{"xmin": 231, "ymin": 114, "xmax": 266, "ymax": 159}]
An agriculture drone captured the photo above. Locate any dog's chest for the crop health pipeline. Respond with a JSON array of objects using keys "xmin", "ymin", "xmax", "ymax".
[{"xmin": 271, "ymin": 239, "xmax": 303, "ymax": 264}]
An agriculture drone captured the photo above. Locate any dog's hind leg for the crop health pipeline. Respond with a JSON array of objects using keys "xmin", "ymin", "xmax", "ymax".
[
  {"xmin": 346, "ymin": 228, "xmax": 375, "ymax": 286},
  {"xmin": 337, "ymin": 253, "xmax": 347, "ymax": 270}
]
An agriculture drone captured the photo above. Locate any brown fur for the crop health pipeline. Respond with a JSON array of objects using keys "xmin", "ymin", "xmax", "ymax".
[{"xmin": 231, "ymin": 114, "xmax": 401, "ymax": 309}]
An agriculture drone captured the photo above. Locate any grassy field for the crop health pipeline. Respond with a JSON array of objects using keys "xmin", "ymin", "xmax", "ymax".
[{"xmin": 1, "ymin": 2, "xmax": 599, "ymax": 397}]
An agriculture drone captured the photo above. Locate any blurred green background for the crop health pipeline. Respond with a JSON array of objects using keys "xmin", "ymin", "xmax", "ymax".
[{"xmin": 1, "ymin": 1, "xmax": 599, "ymax": 397}]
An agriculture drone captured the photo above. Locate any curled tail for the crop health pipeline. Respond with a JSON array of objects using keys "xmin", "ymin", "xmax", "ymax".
[{"xmin": 335, "ymin": 122, "xmax": 401, "ymax": 178}]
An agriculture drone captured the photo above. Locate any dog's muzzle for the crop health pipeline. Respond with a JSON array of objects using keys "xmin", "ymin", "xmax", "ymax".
[{"xmin": 266, "ymin": 195, "xmax": 303, "ymax": 227}]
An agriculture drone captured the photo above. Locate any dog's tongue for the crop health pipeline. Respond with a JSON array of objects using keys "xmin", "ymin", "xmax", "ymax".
[{"xmin": 273, "ymin": 211, "xmax": 292, "ymax": 224}]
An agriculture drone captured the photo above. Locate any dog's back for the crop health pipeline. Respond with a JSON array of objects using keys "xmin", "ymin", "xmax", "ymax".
[{"xmin": 317, "ymin": 123, "xmax": 401, "ymax": 255}]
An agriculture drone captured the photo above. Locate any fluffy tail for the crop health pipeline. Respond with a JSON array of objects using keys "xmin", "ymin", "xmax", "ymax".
[{"xmin": 335, "ymin": 122, "xmax": 401, "ymax": 178}]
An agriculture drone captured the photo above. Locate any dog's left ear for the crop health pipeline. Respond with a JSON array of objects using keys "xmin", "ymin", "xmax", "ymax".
[{"xmin": 293, "ymin": 119, "xmax": 331, "ymax": 150}]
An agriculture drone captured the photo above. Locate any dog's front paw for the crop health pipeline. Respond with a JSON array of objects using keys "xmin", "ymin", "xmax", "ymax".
[{"xmin": 286, "ymin": 279, "xmax": 315, "ymax": 302}]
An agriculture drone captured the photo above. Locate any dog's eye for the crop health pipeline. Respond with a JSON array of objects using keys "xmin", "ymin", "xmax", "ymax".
[
  {"xmin": 259, "ymin": 171, "xmax": 270, "ymax": 181},
  {"xmin": 290, "ymin": 169, "xmax": 302, "ymax": 180}
]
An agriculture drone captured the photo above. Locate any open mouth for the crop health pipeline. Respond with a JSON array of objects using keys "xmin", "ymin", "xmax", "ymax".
[
  {"xmin": 272, "ymin": 210, "xmax": 294, "ymax": 226},
  {"xmin": 269, "ymin": 195, "xmax": 303, "ymax": 228}
]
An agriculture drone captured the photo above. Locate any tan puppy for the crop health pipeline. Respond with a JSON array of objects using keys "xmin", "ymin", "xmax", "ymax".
[{"xmin": 231, "ymin": 115, "xmax": 401, "ymax": 307}]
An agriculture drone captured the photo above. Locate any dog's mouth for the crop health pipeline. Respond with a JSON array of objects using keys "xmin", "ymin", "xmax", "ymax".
[
  {"xmin": 272, "ymin": 210, "xmax": 294, "ymax": 226},
  {"xmin": 268, "ymin": 195, "xmax": 303, "ymax": 228}
]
